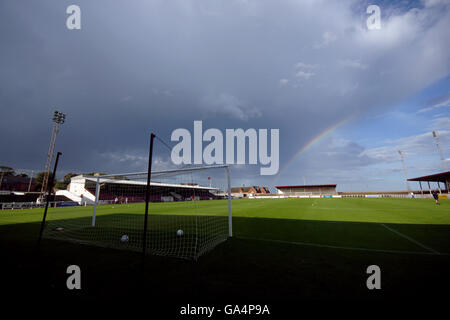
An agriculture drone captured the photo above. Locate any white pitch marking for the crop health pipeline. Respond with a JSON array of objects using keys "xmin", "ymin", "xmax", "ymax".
[
  {"xmin": 380, "ymin": 224, "xmax": 440, "ymax": 255},
  {"xmin": 237, "ymin": 236, "xmax": 446, "ymax": 256}
]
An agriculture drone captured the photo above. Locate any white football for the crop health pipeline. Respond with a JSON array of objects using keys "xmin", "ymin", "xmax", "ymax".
[
  {"xmin": 177, "ymin": 229, "xmax": 184, "ymax": 237},
  {"xmin": 120, "ymin": 235, "xmax": 129, "ymax": 242}
]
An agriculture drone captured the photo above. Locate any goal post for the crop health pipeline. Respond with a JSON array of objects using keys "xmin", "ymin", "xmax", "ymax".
[
  {"xmin": 43, "ymin": 165, "xmax": 233, "ymax": 260},
  {"xmin": 94, "ymin": 165, "xmax": 233, "ymax": 259},
  {"xmin": 41, "ymin": 130, "xmax": 233, "ymax": 260},
  {"xmin": 92, "ymin": 175, "xmax": 100, "ymax": 227}
]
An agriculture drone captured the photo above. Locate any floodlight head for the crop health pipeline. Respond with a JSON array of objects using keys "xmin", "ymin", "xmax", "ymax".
[
  {"xmin": 398, "ymin": 150, "xmax": 402, "ymax": 155},
  {"xmin": 52, "ymin": 111, "xmax": 66, "ymax": 124},
  {"xmin": 432, "ymin": 131, "xmax": 437, "ymax": 137}
]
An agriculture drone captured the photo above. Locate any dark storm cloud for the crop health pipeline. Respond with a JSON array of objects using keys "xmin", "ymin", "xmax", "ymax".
[{"xmin": 1, "ymin": 0, "xmax": 449, "ymax": 187}]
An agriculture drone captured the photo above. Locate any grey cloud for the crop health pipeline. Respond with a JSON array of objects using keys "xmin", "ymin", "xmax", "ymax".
[
  {"xmin": 418, "ymin": 98, "xmax": 450, "ymax": 113},
  {"xmin": 0, "ymin": 0, "xmax": 449, "ymax": 190},
  {"xmin": 313, "ymin": 31, "xmax": 338, "ymax": 49},
  {"xmin": 338, "ymin": 59, "xmax": 369, "ymax": 70},
  {"xmin": 200, "ymin": 93, "xmax": 262, "ymax": 121},
  {"xmin": 430, "ymin": 117, "xmax": 450, "ymax": 130},
  {"xmin": 362, "ymin": 130, "xmax": 450, "ymax": 161}
]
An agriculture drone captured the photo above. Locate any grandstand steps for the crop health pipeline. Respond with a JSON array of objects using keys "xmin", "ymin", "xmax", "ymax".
[
  {"xmin": 56, "ymin": 190, "xmax": 95, "ymax": 205},
  {"xmin": 170, "ymin": 192, "xmax": 183, "ymax": 200}
]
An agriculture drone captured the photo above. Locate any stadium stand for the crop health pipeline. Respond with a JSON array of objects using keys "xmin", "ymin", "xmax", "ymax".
[
  {"xmin": 276, "ymin": 184, "xmax": 337, "ymax": 196},
  {"xmin": 0, "ymin": 192, "xmax": 40, "ymax": 203},
  {"xmin": 0, "ymin": 176, "xmax": 37, "ymax": 192},
  {"xmin": 231, "ymin": 186, "xmax": 270, "ymax": 198},
  {"xmin": 57, "ymin": 174, "xmax": 221, "ymax": 205}
]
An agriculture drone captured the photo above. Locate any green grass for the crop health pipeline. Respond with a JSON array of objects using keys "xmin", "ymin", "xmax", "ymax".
[
  {"xmin": 2, "ymin": 197, "xmax": 449, "ymax": 254},
  {"xmin": 2, "ymin": 197, "xmax": 449, "ymax": 225},
  {"xmin": 1, "ymin": 197, "xmax": 449, "ymax": 308}
]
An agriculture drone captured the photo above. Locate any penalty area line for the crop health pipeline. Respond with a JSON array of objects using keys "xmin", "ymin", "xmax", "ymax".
[
  {"xmin": 380, "ymin": 224, "xmax": 441, "ymax": 255},
  {"xmin": 236, "ymin": 236, "xmax": 446, "ymax": 256}
]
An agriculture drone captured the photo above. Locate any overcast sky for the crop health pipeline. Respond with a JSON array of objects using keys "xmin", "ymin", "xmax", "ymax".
[{"xmin": 1, "ymin": 0, "xmax": 449, "ymax": 191}]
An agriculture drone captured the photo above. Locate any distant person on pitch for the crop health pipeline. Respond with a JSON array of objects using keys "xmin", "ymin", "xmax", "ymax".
[{"xmin": 432, "ymin": 190, "xmax": 439, "ymax": 205}]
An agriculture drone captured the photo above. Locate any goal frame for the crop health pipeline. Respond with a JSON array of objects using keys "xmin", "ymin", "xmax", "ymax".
[{"xmin": 91, "ymin": 165, "xmax": 233, "ymax": 237}]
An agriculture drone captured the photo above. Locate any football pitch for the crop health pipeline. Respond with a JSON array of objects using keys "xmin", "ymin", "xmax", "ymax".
[{"xmin": 1, "ymin": 197, "xmax": 449, "ymax": 307}]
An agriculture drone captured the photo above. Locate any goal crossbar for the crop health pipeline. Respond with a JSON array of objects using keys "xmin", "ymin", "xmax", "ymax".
[{"xmin": 88, "ymin": 165, "xmax": 230, "ymax": 179}]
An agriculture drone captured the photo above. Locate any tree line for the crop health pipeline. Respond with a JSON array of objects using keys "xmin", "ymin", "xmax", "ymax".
[{"xmin": 0, "ymin": 166, "xmax": 105, "ymax": 191}]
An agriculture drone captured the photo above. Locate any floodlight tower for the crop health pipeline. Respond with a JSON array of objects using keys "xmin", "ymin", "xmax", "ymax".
[
  {"xmin": 40, "ymin": 111, "xmax": 66, "ymax": 196},
  {"xmin": 398, "ymin": 150, "xmax": 411, "ymax": 191},
  {"xmin": 432, "ymin": 131, "xmax": 448, "ymax": 171}
]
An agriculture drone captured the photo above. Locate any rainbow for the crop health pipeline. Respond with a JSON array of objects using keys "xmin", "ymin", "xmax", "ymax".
[{"xmin": 274, "ymin": 116, "xmax": 354, "ymax": 179}]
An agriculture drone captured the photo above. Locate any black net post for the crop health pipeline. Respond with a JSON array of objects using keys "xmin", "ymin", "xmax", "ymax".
[
  {"xmin": 37, "ymin": 151, "xmax": 62, "ymax": 250},
  {"xmin": 142, "ymin": 133, "xmax": 155, "ymax": 265}
]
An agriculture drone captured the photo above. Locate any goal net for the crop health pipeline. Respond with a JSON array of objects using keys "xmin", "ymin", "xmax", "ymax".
[{"xmin": 42, "ymin": 165, "xmax": 232, "ymax": 260}]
